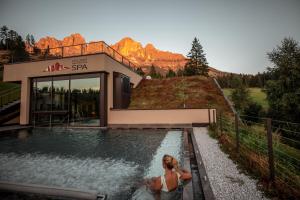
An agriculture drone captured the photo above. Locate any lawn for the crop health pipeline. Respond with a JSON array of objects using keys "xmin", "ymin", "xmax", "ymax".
[
  {"xmin": 0, "ymin": 82, "xmax": 20, "ymax": 93},
  {"xmin": 223, "ymin": 87, "xmax": 269, "ymax": 110}
]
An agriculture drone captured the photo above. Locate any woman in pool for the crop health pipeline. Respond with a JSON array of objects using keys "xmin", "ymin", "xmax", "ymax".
[
  {"xmin": 137, "ymin": 154, "xmax": 192, "ymax": 200},
  {"xmin": 151, "ymin": 155, "xmax": 191, "ymax": 189},
  {"xmin": 132, "ymin": 154, "xmax": 192, "ymax": 200}
]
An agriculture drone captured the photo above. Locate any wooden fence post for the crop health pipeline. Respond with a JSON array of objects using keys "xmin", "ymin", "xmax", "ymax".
[
  {"xmin": 220, "ymin": 111, "xmax": 223, "ymax": 135},
  {"xmin": 213, "ymin": 110, "xmax": 216, "ymax": 124},
  {"xmin": 208, "ymin": 109, "xmax": 211, "ymax": 125},
  {"xmin": 267, "ymin": 118, "xmax": 275, "ymax": 182},
  {"xmin": 235, "ymin": 113, "xmax": 239, "ymax": 153}
]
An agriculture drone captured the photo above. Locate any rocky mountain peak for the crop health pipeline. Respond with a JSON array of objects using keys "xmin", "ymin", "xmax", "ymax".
[
  {"xmin": 32, "ymin": 33, "xmax": 224, "ymax": 76},
  {"xmin": 62, "ymin": 33, "xmax": 85, "ymax": 46},
  {"xmin": 145, "ymin": 43, "xmax": 156, "ymax": 51}
]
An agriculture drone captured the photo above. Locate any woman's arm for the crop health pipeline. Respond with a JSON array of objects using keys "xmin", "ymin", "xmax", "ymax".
[
  {"xmin": 148, "ymin": 177, "xmax": 162, "ymax": 191},
  {"xmin": 172, "ymin": 158, "xmax": 192, "ymax": 181},
  {"xmin": 176, "ymin": 168, "xmax": 192, "ymax": 181}
]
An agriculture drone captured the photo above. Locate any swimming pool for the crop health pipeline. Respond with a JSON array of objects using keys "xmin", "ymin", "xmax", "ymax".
[{"xmin": 0, "ymin": 128, "xmax": 183, "ymax": 199}]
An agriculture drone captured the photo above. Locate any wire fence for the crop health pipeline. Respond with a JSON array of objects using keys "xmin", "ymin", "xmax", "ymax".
[{"xmin": 213, "ymin": 112, "xmax": 300, "ymax": 198}]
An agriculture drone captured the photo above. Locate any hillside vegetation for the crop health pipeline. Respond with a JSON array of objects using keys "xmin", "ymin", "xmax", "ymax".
[
  {"xmin": 129, "ymin": 76, "xmax": 231, "ymax": 113},
  {"xmin": 223, "ymin": 87, "xmax": 269, "ymax": 110}
]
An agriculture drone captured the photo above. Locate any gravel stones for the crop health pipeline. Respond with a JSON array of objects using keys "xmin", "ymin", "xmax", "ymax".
[{"xmin": 193, "ymin": 127, "xmax": 268, "ymax": 200}]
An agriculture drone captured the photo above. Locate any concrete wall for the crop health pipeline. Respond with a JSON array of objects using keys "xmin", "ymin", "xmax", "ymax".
[
  {"xmin": 108, "ymin": 109, "xmax": 216, "ymax": 125},
  {"xmin": 3, "ymin": 54, "xmax": 142, "ymax": 125}
]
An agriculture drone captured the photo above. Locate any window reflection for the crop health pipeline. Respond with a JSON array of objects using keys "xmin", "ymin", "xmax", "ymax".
[
  {"xmin": 70, "ymin": 77, "xmax": 100, "ymax": 126},
  {"xmin": 52, "ymin": 78, "xmax": 69, "ymax": 124},
  {"xmin": 31, "ymin": 74, "xmax": 101, "ymax": 126},
  {"xmin": 36, "ymin": 80, "xmax": 52, "ymax": 111},
  {"xmin": 35, "ymin": 79, "xmax": 52, "ymax": 125}
]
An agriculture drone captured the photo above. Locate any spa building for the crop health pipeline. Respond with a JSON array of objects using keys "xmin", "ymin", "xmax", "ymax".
[
  {"xmin": 3, "ymin": 42, "xmax": 142, "ymax": 127},
  {"xmin": 3, "ymin": 41, "xmax": 216, "ymax": 128}
]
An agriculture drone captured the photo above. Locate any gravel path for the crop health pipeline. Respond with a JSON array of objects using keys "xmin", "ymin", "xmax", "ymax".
[{"xmin": 193, "ymin": 127, "xmax": 268, "ymax": 200}]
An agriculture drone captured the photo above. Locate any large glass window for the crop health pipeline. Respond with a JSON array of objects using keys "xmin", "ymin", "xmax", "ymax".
[
  {"xmin": 31, "ymin": 73, "xmax": 101, "ymax": 126},
  {"xmin": 70, "ymin": 75, "xmax": 100, "ymax": 126},
  {"xmin": 52, "ymin": 77, "xmax": 69, "ymax": 124},
  {"xmin": 34, "ymin": 78, "xmax": 52, "ymax": 125}
]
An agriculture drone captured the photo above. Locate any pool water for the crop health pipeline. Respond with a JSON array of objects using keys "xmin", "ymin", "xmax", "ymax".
[{"xmin": 0, "ymin": 128, "xmax": 183, "ymax": 199}]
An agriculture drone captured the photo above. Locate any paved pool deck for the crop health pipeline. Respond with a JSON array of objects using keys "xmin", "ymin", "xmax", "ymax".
[{"xmin": 192, "ymin": 127, "xmax": 268, "ymax": 200}]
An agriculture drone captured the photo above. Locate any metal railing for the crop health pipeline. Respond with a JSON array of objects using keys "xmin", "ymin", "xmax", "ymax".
[
  {"xmin": 0, "ymin": 87, "xmax": 21, "ymax": 108},
  {"xmin": 11, "ymin": 41, "xmax": 137, "ymax": 71}
]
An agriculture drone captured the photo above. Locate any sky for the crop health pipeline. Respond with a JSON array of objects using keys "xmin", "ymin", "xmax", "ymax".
[{"xmin": 0, "ymin": 0, "xmax": 300, "ymax": 74}]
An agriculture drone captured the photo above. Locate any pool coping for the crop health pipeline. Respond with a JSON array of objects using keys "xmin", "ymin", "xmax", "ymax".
[
  {"xmin": 108, "ymin": 123, "xmax": 209, "ymax": 129},
  {"xmin": 191, "ymin": 128, "xmax": 216, "ymax": 200},
  {"xmin": 0, "ymin": 125, "xmax": 32, "ymax": 133},
  {"xmin": 0, "ymin": 181, "xmax": 106, "ymax": 200},
  {"xmin": 183, "ymin": 129, "xmax": 194, "ymax": 200}
]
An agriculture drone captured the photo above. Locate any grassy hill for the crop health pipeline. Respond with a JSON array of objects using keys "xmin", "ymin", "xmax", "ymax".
[
  {"xmin": 223, "ymin": 87, "xmax": 269, "ymax": 110},
  {"xmin": 0, "ymin": 50, "xmax": 20, "ymax": 92},
  {"xmin": 129, "ymin": 76, "xmax": 232, "ymax": 114}
]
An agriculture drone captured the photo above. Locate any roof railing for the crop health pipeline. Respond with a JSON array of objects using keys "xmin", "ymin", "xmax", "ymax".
[{"xmin": 10, "ymin": 41, "xmax": 137, "ymax": 71}]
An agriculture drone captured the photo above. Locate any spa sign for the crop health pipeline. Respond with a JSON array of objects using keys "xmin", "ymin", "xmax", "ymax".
[
  {"xmin": 71, "ymin": 58, "xmax": 88, "ymax": 71},
  {"xmin": 43, "ymin": 62, "xmax": 69, "ymax": 72},
  {"xmin": 43, "ymin": 58, "xmax": 88, "ymax": 73}
]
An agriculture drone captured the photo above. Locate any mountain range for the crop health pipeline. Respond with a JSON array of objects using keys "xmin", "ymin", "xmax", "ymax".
[{"xmin": 33, "ymin": 33, "xmax": 224, "ymax": 76}]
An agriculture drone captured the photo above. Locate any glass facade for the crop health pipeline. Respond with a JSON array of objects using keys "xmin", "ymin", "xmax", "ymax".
[
  {"xmin": 31, "ymin": 73, "xmax": 101, "ymax": 126},
  {"xmin": 70, "ymin": 75, "xmax": 100, "ymax": 126}
]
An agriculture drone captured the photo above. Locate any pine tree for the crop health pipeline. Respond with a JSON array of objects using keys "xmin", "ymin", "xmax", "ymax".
[
  {"xmin": 10, "ymin": 35, "xmax": 29, "ymax": 62},
  {"xmin": 230, "ymin": 77, "xmax": 251, "ymax": 112},
  {"xmin": 177, "ymin": 68, "xmax": 184, "ymax": 77},
  {"xmin": 184, "ymin": 37, "xmax": 208, "ymax": 76},
  {"xmin": 30, "ymin": 35, "xmax": 35, "ymax": 46},
  {"xmin": 149, "ymin": 65, "xmax": 162, "ymax": 79},
  {"xmin": 149, "ymin": 65, "xmax": 157, "ymax": 78},
  {"xmin": 166, "ymin": 68, "xmax": 176, "ymax": 78},
  {"xmin": 26, "ymin": 34, "xmax": 31, "ymax": 46},
  {"xmin": 135, "ymin": 67, "xmax": 145, "ymax": 76},
  {"xmin": 265, "ymin": 37, "xmax": 300, "ymax": 122},
  {"xmin": 7, "ymin": 30, "xmax": 17, "ymax": 49},
  {"xmin": 0, "ymin": 26, "xmax": 8, "ymax": 49}
]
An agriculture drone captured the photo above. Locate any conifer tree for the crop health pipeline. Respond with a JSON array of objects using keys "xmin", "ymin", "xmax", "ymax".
[
  {"xmin": 0, "ymin": 26, "xmax": 8, "ymax": 49},
  {"xmin": 166, "ymin": 68, "xmax": 176, "ymax": 78},
  {"xmin": 135, "ymin": 67, "xmax": 145, "ymax": 76},
  {"xmin": 184, "ymin": 37, "xmax": 208, "ymax": 76},
  {"xmin": 176, "ymin": 68, "xmax": 184, "ymax": 77},
  {"xmin": 149, "ymin": 65, "xmax": 162, "ymax": 79},
  {"xmin": 266, "ymin": 37, "xmax": 300, "ymax": 122}
]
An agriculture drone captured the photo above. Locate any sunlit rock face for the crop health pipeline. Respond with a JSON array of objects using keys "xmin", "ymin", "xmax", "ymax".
[
  {"xmin": 33, "ymin": 34, "xmax": 86, "ymax": 56},
  {"xmin": 32, "ymin": 34, "xmax": 225, "ymax": 76},
  {"xmin": 34, "ymin": 35, "xmax": 187, "ymax": 70},
  {"xmin": 36, "ymin": 36, "xmax": 62, "ymax": 49},
  {"xmin": 112, "ymin": 37, "xmax": 144, "ymax": 57},
  {"xmin": 64, "ymin": 34, "xmax": 85, "ymax": 56},
  {"xmin": 34, "ymin": 36, "xmax": 62, "ymax": 55},
  {"xmin": 112, "ymin": 37, "xmax": 187, "ymax": 71},
  {"xmin": 62, "ymin": 33, "xmax": 85, "ymax": 46}
]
